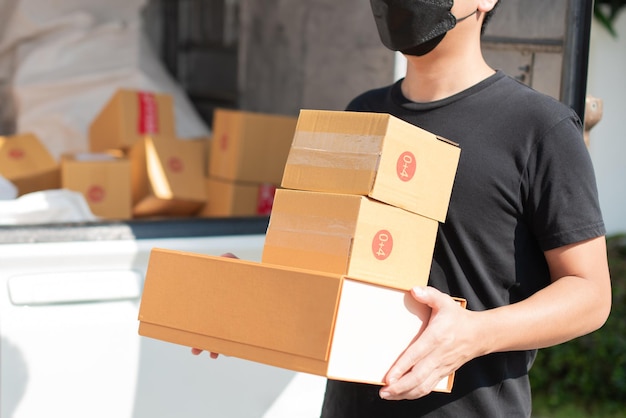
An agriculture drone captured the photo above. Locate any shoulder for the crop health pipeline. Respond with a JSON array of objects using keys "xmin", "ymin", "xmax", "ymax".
[
  {"xmin": 492, "ymin": 73, "xmax": 582, "ymax": 130},
  {"xmin": 467, "ymin": 73, "xmax": 583, "ymax": 154}
]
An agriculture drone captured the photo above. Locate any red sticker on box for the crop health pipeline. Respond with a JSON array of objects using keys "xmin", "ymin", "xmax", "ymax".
[
  {"xmin": 372, "ymin": 229, "xmax": 393, "ymax": 260},
  {"xmin": 257, "ymin": 184, "xmax": 276, "ymax": 215},
  {"xmin": 137, "ymin": 92, "xmax": 159, "ymax": 135},
  {"xmin": 8, "ymin": 148, "xmax": 25, "ymax": 160},
  {"xmin": 396, "ymin": 151, "xmax": 416, "ymax": 182},
  {"xmin": 87, "ymin": 185, "xmax": 106, "ymax": 203},
  {"xmin": 220, "ymin": 133, "xmax": 229, "ymax": 151},
  {"xmin": 168, "ymin": 157, "xmax": 184, "ymax": 173}
]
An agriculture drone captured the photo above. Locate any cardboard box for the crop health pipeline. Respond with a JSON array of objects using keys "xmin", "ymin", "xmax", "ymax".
[
  {"xmin": 89, "ymin": 89, "xmax": 176, "ymax": 152},
  {"xmin": 129, "ymin": 136, "xmax": 207, "ymax": 217},
  {"xmin": 0, "ymin": 133, "xmax": 60, "ymax": 195},
  {"xmin": 262, "ymin": 189, "xmax": 438, "ymax": 290},
  {"xmin": 208, "ymin": 108, "xmax": 298, "ymax": 184},
  {"xmin": 138, "ymin": 248, "xmax": 459, "ymax": 391},
  {"xmin": 281, "ymin": 110, "xmax": 461, "ymax": 222},
  {"xmin": 61, "ymin": 153, "xmax": 132, "ymax": 220},
  {"xmin": 198, "ymin": 177, "xmax": 276, "ymax": 217}
]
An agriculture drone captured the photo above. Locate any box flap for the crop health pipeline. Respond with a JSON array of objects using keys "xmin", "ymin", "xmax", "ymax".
[
  {"xmin": 293, "ymin": 109, "xmax": 391, "ymax": 136},
  {"xmin": 139, "ymin": 249, "xmax": 342, "ymax": 362}
]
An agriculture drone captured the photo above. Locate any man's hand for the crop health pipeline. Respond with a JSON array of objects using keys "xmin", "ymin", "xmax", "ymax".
[
  {"xmin": 379, "ymin": 286, "xmax": 480, "ymax": 400},
  {"xmin": 189, "ymin": 252, "xmax": 240, "ymax": 361}
]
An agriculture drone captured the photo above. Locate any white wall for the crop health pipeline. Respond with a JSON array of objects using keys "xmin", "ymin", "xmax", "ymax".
[{"xmin": 587, "ymin": 12, "xmax": 626, "ymax": 236}]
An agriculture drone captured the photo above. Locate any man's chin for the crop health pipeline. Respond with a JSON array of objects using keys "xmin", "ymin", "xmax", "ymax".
[{"xmin": 401, "ymin": 33, "xmax": 446, "ymax": 57}]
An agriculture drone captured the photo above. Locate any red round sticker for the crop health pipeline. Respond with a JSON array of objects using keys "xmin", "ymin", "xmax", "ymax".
[
  {"xmin": 168, "ymin": 157, "xmax": 184, "ymax": 173},
  {"xmin": 8, "ymin": 148, "xmax": 25, "ymax": 159},
  {"xmin": 87, "ymin": 185, "xmax": 106, "ymax": 203},
  {"xmin": 372, "ymin": 229, "xmax": 393, "ymax": 261},
  {"xmin": 396, "ymin": 151, "xmax": 416, "ymax": 182}
]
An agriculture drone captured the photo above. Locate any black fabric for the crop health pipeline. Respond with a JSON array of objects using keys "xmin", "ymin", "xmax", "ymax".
[
  {"xmin": 370, "ymin": 0, "xmax": 455, "ymax": 53},
  {"xmin": 320, "ymin": 71, "xmax": 606, "ymax": 417},
  {"xmin": 400, "ymin": 33, "xmax": 446, "ymax": 57}
]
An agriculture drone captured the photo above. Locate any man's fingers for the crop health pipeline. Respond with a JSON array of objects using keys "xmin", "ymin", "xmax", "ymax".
[
  {"xmin": 191, "ymin": 348, "xmax": 221, "ymax": 359},
  {"xmin": 410, "ymin": 286, "xmax": 448, "ymax": 309}
]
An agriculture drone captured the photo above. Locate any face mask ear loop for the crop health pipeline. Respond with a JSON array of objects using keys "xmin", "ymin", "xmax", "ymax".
[{"xmin": 456, "ymin": 9, "xmax": 478, "ymax": 23}]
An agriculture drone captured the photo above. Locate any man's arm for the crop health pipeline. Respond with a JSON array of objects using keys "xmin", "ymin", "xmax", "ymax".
[{"xmin": 379, "ymin": 236, "xmax": 612, "ymax": 400}]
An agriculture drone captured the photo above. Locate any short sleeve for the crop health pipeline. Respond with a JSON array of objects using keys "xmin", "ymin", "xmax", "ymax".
[{"xmin": 522, "ymin": 115, "xmax": 605, "ymax": 251}]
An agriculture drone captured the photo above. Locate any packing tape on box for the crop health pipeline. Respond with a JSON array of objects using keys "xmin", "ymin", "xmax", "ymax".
[
  {"xmin": 264, "ymin": 228, "xmax": 354, "ymax": 257},
  {"xmin": 286, "ymin": 149, "xmax": 380, "ymax": 171},
  {"xmin": 291, "ymin": 131, "xmax": 383, "ymax": 153}
]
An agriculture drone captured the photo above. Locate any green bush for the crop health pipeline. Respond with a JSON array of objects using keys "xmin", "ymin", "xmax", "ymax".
[{"xmin": 530, "ymin": 234, "xmax": 626, "ymax": 413}]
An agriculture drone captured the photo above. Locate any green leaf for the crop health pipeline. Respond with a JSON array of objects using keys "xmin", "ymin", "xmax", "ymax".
[{"xmin": 594, "ymin": 0, "xmax": 626, "ymax": 37}]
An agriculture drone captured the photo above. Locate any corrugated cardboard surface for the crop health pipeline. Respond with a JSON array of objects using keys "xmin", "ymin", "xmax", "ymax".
[
  {"xmin": 0, "ymin": 133, "xmax": 60, "ymax": 195},
  {"xmin": 199, "ymin": 177, "xmax": 276, "ymax": 217},
  {"xmin": 263, "ymin": 189, "xmax": 438, "ymax": 290},
  {"xmin": 61, "ymin": 153, "xmax": 132, "ymax": 219},
  {"xmin": 89, "ymin": 89, "xmax": 176, "ymax": 152},
  {"xmin": 139, "ymin": 249, "xmax": 342, "ymax": 376},
  {"xmin": 138, "ymin": 248, "xmax": 456, "ymax": 391},
  {"xmin": 281, "ymin": 109, "xmax": 461, "ymax": 222},
  {"xmin": 208, "ymin": 108, "xmax": 298, "ymax": 184},
  {"xmin": 130, "ymin": 136, "xmax": 206, "ymax": 217}
]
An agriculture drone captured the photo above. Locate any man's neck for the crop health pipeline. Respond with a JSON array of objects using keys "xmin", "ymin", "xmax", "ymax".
[{"xmin": 401, "ymin": 47, "xmax": 495, "ymax": 103}]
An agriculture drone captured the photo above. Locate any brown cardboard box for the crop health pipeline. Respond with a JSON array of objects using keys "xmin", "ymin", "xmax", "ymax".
[
  {"xmin": 281, "ymin": 110, "xmax": 461, "ymax": 222},
  {"xmin": 89, "ymin": 89, "xmax": 176, "ymax": 152},
  {"xmin": 199, "ymin": 177, "xmax": 276, "ymax": 217},
  {"xmin": 0, "ymin": 133, "xmax": 60, "ymax": 195},
  {"xmin": 138, "ymin": 248, "xmax": 460, "ymax": 391},
  {"xmin": 61, "ymin": 153, "xmax": 132, "ymax": 220},
  {"xmin": 129, "ymin": 136, "xmax": 206, "ymax": 217},
  {"xmin": 180, "ymin": 135, "xmax": 213, "ymax": 178},
  {"xmin": 208, "ymin": 108, "xmax": 298, "ymax": 184},
  {"xmin": 262, "ymin": 189, "xmax": 438, "ymax": 290}
]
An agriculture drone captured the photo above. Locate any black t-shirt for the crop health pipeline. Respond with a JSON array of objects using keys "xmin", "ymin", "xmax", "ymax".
[{"xmin": 321, "ymin": 71, "xmax": 605, "ymax": 417}]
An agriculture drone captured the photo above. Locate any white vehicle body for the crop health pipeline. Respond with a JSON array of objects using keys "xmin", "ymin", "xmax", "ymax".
[{"xmin": 0, "ymin": 219, "xmax": 326, "ymax": 418}]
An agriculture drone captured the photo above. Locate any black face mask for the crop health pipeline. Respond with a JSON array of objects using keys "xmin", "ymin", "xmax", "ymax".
[{"xmin": 370, "ymin": 0, "xmax": 476, "ymax": 56}]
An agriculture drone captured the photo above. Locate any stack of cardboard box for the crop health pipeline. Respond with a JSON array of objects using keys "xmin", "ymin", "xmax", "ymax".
[
  {"xmin": 199, "ymin": 108, "xmax": 298, "ymax": 217},
  {"xmin": 2, "ymin": 89, "xmax": 297, "ymax": 222},
  {"xmin": 68, "ymin": 89, "xmax": 207, "ymax": 219},
  {"xmin": 138, "ymin": 109, "xmax": 463, "ymax": 391}
]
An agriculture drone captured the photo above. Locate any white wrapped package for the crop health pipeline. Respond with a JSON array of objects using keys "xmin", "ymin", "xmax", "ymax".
[
  {"xmin": 0, "ymin": 189, "xmax": 98, "ymax": 225},
  {"xmin": 1, "ymin": 0, "xmax": 210, "ymax": 159}
]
